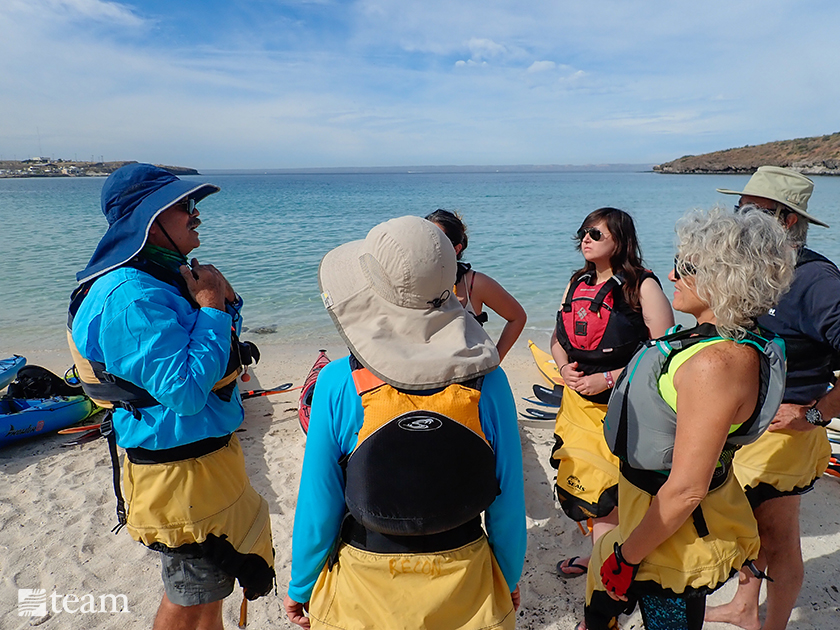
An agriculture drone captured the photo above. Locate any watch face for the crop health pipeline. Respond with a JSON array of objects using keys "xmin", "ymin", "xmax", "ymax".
[{"xmin": 806, "ymin": 406, "xmax": 825, "ymax": 426}]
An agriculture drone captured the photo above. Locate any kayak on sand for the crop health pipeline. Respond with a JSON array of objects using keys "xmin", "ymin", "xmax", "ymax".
[
  {"xmin": 528, "ymin": 340, "xmax": 566, "ymax": 388},
  {"xmin": 298, "ymin": 350, "xmax": 330, "ymax": 435},
  {"xmin": 1, "ymin": 395, "xmax": 97, "ymax": 447},
  {"xmin": 0, "ymin": 356, "xmax": 26, "ymax": 391}
]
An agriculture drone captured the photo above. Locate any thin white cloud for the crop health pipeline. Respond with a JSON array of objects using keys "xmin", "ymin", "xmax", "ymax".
[
  {"xmin": 528, "ymin": 61, "xmax": 556, "ymax": 73},
  {"xmin": 2, "ymin": 0, "xmax": 144, "ymax": 26},
  {"xmin": 455, "ymin": 59, "xmax": 487, "ymax": 68},
  {"xmin": 558, "ymin": 69, "xmax": 586, "ymax": 84},
  {"xmin": 467, "ymin": 37, "xmax": 507, "ymax": 61}
]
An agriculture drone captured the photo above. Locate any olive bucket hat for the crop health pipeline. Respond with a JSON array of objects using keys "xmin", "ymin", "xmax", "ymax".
[
  {"xmin": 318, "ymin": 215, "xmax": 499, "ymax": 390},
  {"xmin": 717, "ymin": 166, "xmax": 829, "ymax": 228},
  {"xmin": 76, "ymin": 163, "xmax": 220, "ymax": 283}
]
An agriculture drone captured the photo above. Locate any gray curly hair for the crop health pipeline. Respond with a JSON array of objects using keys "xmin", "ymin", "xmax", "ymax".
[{"xmin": 675, "ymin": 207, "xmax": 795, "ymax": 339}]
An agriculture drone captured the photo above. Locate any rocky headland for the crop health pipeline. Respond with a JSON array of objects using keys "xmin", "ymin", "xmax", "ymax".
[
  {"xmin": 654, "ymin": 132, "xmax": 840, "ymax": 175},
  {"xmin": 0, "ymin": 159, "xmax": 199, "ymax": 178}
]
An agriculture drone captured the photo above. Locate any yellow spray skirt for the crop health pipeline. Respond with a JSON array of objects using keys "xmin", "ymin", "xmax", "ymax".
[
  {"xmin": 586, "ymin": 469, "xmax": 759, "ymax": 601},
  {"xmin": 309, "ymin": 537, "xmax": 514, "ymax": 630},
  {"xmin": 552, "ymin": 387, "xmax": 619, "ymax": 520},
  {"xmin": 733, "ymin": 426, "xmax": 831, "ymax": 501},
  {"xmin": 123, "ymin": 434, "xmax": 274, "ymax": 577}
]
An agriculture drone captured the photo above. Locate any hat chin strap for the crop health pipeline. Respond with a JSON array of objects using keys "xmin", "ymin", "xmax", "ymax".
[{"xmin": 154, "ymin": 219, "xmax": 185, "ymax": 259}]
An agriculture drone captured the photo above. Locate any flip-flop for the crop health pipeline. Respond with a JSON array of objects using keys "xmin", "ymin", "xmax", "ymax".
[
  {"xmin": 556, "ymin": 556, "xmax": 588, "ymax": 579},
  {"xmin": 576, "ymin": 620, "xmax": 619, "ymax": 630}
]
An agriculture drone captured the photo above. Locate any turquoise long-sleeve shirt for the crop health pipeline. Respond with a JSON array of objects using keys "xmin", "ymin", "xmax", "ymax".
[
  {"xmin": 287, "ymin": 357, "xmax": 527, "ymax": 603},
  {"xmin": 71, "ymin": 265, "xmax": 243, "ymax": 449}
]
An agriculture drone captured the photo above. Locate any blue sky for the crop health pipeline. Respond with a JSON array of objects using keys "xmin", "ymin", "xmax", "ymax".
[{"xmin": 2, "ymin": 0, "xmax": 839, "ymax": 170}]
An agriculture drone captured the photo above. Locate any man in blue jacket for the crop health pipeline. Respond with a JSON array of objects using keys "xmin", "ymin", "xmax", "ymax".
[
  {"xmin": 708, "ymin": 166, "xmax": 840, "ymax": 630},
  {"xmin": 70, "ymin": 163, "xmax": 274, "ymax": 630},
  {"xmin": 284, "ymin": 216, "xmax": 526, "ymax": 630}
]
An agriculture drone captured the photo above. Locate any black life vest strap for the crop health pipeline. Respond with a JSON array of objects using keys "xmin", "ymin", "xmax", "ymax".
[
  {"xmin": 126, "ymin": 434, "xmax": 232, "ymax": 465},
  {"xmin": 340, "ymin": 514, "xmax": 484, "ymax": 554},
  {"xmin": 86, "ymin": 360, "xmax": 159, "ymax": 409},
  {"xmin": 589, "ymin": 275, "xmax": 622, "ymax": 313},
  {"xmin": 561, "ymin": 273, "xmax": 590, "ymax": 313},
  {"xmin": 473, "ymin": 311, "xmax": 489, "ymax": 325},
  {"xmin": 99, "ymin": 411, "xmax": 127, "ymax": 534},
  {"xmin": 560, "ymin": 272, "xmax": 624, "ymax": 314},
  {"xmin": 455, "ymin": 261, "xmax": 472, "ymax": 285}
]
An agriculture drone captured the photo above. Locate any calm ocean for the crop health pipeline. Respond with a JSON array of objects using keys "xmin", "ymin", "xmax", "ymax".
[{"xmin": 2, "ymin": 170, "xmax": 839, "ymax": 354}]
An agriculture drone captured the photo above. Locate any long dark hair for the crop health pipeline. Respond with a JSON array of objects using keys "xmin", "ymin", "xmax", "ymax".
[
  {"xmin": 570, "ymin": 207, "xmax": 646, "ymax": 310},
  {"xmin": 425, "ymin": 209, "xmax": 467, "ymax": 260}
]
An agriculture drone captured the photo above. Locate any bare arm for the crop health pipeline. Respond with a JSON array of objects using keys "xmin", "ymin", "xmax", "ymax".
[
  {"xmin": 768, "ymin": 382, "xmax": 840, "ymax": 432},
  {"xmin": 471, "ymin": 272, "xmax": 527, "ymax": 361},
  {"xmin": 550, "ymin": 281, "xmax": 573, "ymax": 375},
  {"xmin": 639, "ymin": 277, "xmax": 675, "ymax": 339},
  {"xmin": 618, "ymin": 342, "xmax": 760, "ymax": 565},
  {"xmin": 816, "ymin": 384, "xmax": 840, "ymax": 424}
]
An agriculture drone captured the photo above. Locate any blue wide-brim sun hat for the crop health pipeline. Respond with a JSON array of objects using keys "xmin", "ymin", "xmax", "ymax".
[{"xmin": 77, "ymin": 163, "xmax": 220, "ymax": 283}]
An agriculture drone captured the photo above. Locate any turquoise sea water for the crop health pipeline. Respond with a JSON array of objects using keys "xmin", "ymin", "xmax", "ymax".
[{"xmin": 2, "ymin": 170, "xmax": 839, "ymax": 354}]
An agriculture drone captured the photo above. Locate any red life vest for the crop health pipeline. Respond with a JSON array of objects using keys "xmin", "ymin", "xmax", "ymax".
[{"xmin": 556, "ymin": 271, "xmax": 658, "ymax": 381}]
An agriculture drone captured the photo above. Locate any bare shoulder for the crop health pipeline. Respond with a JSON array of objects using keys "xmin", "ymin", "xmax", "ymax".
[
  {"xmin": 471, "ymin": 271, "xmax": 504, "ymax": 296},
  {"xmin": 640, "ymin": 275, "xmax": 664, "ymax": 293},
  {"xmin": 682, "ymin": 339, "xmax": 759, "ymax": 380}
]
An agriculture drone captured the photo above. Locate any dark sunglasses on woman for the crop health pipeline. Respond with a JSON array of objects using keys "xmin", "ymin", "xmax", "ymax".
[
  {"xmin": 576, "ymin": 227, "xmax": 604, "ymax": 241},
  {"xmin": 673, "ymin": 257, "xmax": 697, "ymax": 280}
]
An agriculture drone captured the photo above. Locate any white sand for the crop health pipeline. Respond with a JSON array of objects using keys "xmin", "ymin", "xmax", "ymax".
[{"xmin": 2, "ymin": 339, "xmax": 839, "ymax": 629}]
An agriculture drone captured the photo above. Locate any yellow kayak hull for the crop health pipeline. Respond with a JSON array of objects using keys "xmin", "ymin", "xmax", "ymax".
[{"xmin": 528, "ymin": 339, "xmax": 565, "ymax": 387}]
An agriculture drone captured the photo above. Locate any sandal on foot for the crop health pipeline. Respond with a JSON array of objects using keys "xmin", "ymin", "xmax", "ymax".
[{"xmin": 556, "ymin": 556, "xmax": 588, "ymax": 579}]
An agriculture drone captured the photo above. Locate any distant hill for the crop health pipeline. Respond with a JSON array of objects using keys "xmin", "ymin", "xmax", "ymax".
[
  {"xmin": 0, "ymin": 159, "xmax": 199, "ymax": 178},
  {"xmin": 654, "ymin": 132, "xmax": 840, "ymax": 175}
]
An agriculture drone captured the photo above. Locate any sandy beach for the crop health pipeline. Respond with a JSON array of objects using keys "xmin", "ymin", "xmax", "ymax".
[{"xmin": 2, "ymin": 338, "xmax": 839, "ymax": 629}]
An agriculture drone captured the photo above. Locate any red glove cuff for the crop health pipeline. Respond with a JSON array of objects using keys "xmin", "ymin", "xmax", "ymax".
[{"xmin": 600, "ymin": 542, "xmax": 640, "ymax": 598}]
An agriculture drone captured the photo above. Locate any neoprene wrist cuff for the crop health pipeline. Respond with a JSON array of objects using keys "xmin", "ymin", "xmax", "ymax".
[{"xmin": 614, "ymin": 543, "xmax": 639, "ymax": 568}]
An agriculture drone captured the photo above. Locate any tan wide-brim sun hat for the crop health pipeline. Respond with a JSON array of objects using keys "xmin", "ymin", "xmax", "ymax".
[
  {"xmin": 717, "ymin": 165, "xmax": 829, "ymax": 228},
  {"xmin": 318, "ymin": 215, "xmax": 499, "ymax": 390}
]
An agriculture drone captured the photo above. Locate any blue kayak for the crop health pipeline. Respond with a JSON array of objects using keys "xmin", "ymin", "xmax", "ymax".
[
  {"xmin": 1, "ymin": 396, "xmax": 96, "ymax": 447},
  {"xmin": 0, "ymin": 356, "xmax": 26, "ymax": 391}
]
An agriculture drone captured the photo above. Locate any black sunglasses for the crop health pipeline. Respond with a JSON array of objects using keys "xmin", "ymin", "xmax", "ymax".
[
  {"xmin": 673, "ymin": 257, "xmax": 697, "ymax": 280},
  {"xmin": 177, "ymin": 198, "xmax": 198, "ymax": 216},
  {"xmin": 576, "ymin": 227, "xmax": 604, "ymax": 241}
]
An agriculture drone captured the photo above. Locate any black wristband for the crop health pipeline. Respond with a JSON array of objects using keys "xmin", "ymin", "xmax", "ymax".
[{"xmin": 614, "ymin": 542, "xmax": 640, "ymax": 568}]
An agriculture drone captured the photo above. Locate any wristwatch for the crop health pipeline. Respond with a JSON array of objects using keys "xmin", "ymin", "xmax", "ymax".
[{"xmin": 805, "ymin": 405, "xmax": 830, "ymax": 427}]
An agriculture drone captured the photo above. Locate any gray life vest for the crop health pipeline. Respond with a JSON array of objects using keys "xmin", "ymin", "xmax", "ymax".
[{"xmin": 604, "ymin": 323, "xmax": 786, "ymax": 472}]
